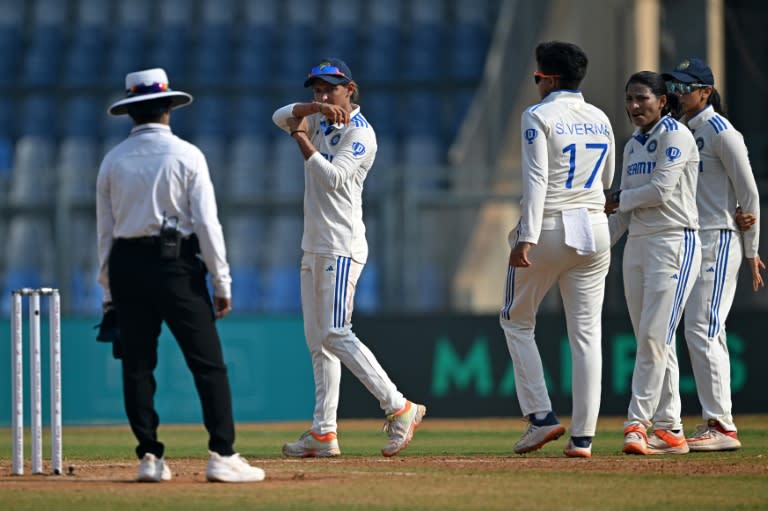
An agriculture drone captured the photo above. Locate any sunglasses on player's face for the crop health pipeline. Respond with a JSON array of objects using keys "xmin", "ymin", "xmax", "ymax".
[
  {"xmin": 666, "ymin": 82, "xmax": 710, "ymax": 95},
  {"xmin": 534, "ymin": 71, "xmax": 560, "ymax": 84}
]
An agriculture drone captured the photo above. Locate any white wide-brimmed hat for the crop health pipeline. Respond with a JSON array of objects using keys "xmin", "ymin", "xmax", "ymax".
[{"xmin": 108, "ymin": 68, "xmax": 193, "ymax": 116}]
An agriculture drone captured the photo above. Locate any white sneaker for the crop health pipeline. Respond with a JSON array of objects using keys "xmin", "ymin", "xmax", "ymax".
[
  {"xmin": 206, "ymin": 452, "xmax": 265, "ymax": 483},
  {"xmin": 381, "ymin": 401, "xmax": 427, "ymax": 457},
  {"xmin": 514, "ymin": 416, "xmax": 566, "ymax": 454},
  {"xmin": 647, "ymin": 429, "xmax": 689, "ymax": 455},
  {"xmin": 283, "ymin": 430, "xmax": 341, "ymax": 458},
  {"xmin": 563, "ymin": 438, "xmax": 592, "ymax": 458},
  {"xmin": 687, "ymin": 419, "xmax": 742, "ymax": 451},
  {"xmin": 136, "ymin": 453, "xmax": 172, "ymax": 482},
  {"xmin": 622, "ymin": 424, "xmax": 648, "ymax": 455}
]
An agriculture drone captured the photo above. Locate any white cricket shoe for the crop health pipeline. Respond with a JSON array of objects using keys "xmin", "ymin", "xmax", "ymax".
[
  {"xmin": 206, "ymin": 452, "xmax": 265, "ymax": 483},
  {"xmin": 687, "ymin": 419, "xmax": 742, "ymax": 451},
  {"xmin": 381, "ymin": 401, "xmax": 427, "ymax": 457},
  {"xmin": 647, "ymin": 429, "xmax": 690, "ymax": 454},
  {"xmin": 282, "ymin": 430, "xmax": 341, "ymax": 458},
  {"xmin": 563, "ymin": 438, "xmax": 592, "ymax": 458},
  {"xmin": 514, "ymin": 414, "xmax": 566, "ymax": 454},
  {"xmin": 136, "ymin": 453, "xmax": 172, "ymax": 482},
  {"xmin": 622, "ymin": 424, "xmax": 648, "ymax": 455}
]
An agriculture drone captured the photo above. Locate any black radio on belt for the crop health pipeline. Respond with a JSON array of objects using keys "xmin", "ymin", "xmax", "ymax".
[{"xmin": 159, "ymin": 212, "xmax": 182, "ymax": 260}]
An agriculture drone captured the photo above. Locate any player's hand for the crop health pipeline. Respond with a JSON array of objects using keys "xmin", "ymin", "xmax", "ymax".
[
  {"xmin": 317, "ymin": 102, "xmax": 350, "ymax": 125},
  {"xmin": 214, "ymin": 296, "xmax": 232, "ymax": 319},
  {"xmin": 747, "ymin": 255, "xmax": 765, "ymax": 292},
  {"xmin": 604, "ymin": 190, "xmax": 620, "ymax": 215},
  {"xmin": 508, "ymin": 242, "xmax": 534, "ymax": 268},
  {"xmin": 286, "ymin": 116, "xmax": 309, "ymax": 133},
  {"xmin": 734, "ymin": 207, "xmax": 756, "ymax": 232}
]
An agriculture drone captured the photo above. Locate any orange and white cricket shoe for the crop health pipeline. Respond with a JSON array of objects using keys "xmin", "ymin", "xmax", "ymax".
[
  {"xmin": 563, "ymin": 438, "xmax": 592, "ymax": 458},
  {"xmin": 282, "ymin": 430, "xmax": 341, "ymax": 458},
  {"xmin": 622, "ymin": 423, "xmax": 649, "ymax": 455},
  {"xmin": 647, "ymin": 429, "xmax": 689, "ymax": 454},
  {"xmin": 687, "ymin": 419, "xmax": 742, "ymax": 451},
  {"xmin": 381, "ymin": 401, "xmax": 427, "ymax": 457}
]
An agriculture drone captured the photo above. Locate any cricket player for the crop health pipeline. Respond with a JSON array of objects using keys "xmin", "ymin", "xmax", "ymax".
[
  {"xmin": 500, "ymin": 41, "xmax": 615, "ymax": 458},
  {"xmin": 607, "ymin": 71, "xmax": 701, "ymax": 455},
  {"xmin": 272, "ymin": 58, "xmax": 425, "ymax": 458},
  {"xmin": 664, "ymin": 58, "xmax": 764, "ymax": 451}
]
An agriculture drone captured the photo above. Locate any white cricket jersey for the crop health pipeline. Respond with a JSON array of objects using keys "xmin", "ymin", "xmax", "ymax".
[
  {"xmin": 272, "ymin": 104, "xmax": 376, "ymax": 263},
  {"xmin": 96, "ymin": 123, "xmax": 231, "ymax": 300},
  {"xmin": 517, "ymin": 90, "xmax": 615, "ymax": 244},
  {"xmin": 685, "ymin": 105, "xmax": 760, "ymax": 258},
  {"xmin": 611, "ymin": 115, "xmax": 700, "ymax": 241}
]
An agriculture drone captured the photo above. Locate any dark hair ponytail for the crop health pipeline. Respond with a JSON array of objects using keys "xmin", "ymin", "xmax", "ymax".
[
  {"xmin": 708, "ymin": 87, "xmax": 727, "ymax": 117},
  {"xmin": 665, "ymin": 92, "xmax": 683, "ymax": 119}
]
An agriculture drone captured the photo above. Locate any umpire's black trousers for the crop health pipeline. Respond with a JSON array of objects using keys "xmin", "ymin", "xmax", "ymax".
[{"xmin": 109, "ymin": 236, "xmax": 235, "ymax": 459}]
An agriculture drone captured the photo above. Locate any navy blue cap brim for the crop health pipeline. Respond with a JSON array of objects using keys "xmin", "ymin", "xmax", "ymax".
[
  {"xmin": 662, "ymin": 71, "xmax": 708, "ymax": 84},
  {"xmin": 303, "ymin": 75, "xmax": 351, "ymax": 88}
]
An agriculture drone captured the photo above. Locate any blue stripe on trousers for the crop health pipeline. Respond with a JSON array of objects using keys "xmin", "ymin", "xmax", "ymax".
[
  {"xmin": 333, "ymin": 256, "xmax": 351, "ymax": 328},
  {"xmin": 707, "ymin": 229, "xmax": 731, "ymax": 338},
  {"xmin": 666, "ymin": 229, "xmax": 696, "ymax": 345},
  {"xmin": 501, "ymin": 265, "xmax": 515, "ymax": 321}
]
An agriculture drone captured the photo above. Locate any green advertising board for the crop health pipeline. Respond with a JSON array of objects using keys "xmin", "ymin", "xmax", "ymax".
[
  {"xmin": 1, "ymin": 312, "xmax": 763, "ymax": 426},
  {"xmin": 339, "ymin": 312, "xmax": 763, "ymax": 418},
  {"xmin": 0, "ymin": 316, "xmax": 313, "ymax": 426}
]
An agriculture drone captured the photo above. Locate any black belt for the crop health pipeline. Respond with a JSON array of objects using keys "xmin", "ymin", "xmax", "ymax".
[{"xmin": 115, "ymin": 235, "xmax": 200, "ymax": 254}]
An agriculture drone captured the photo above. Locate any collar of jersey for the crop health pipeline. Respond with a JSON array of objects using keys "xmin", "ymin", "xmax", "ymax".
[
  {"xmin": 633, "ymin": 114, "xmax": 674, "ymax": 142},
  {"xmin": 319, "ymin": 119, "xmax": 338, "ymax": 135},
  {"xmin": 130, "ymin": 123, "xmax": 171, "ymax": 135},
  {"xmin": 540, "ymin": 89, "xmax": 584, "ymax": 103},
  {"xmin": 683, "ymin": 104, "xmax": 714, "ymax": 130}
]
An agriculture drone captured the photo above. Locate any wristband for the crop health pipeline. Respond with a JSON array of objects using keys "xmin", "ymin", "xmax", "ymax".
[
  {"xmin": 290, "ymin": 130, "xmax": 307, "ymax": 137},
  {"xmin": 611, "ymin": 190, "xmax": 621, "ymax": 203}
]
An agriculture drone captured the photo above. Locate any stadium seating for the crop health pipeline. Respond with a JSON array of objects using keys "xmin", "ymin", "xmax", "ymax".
[
  {"xmin": 226, "ymin": 216, "xmax": 267, "ymax": 311},
  {"xmin": 192, "ymin": 135, "xmax": 230, "ymax": 192},
  {"xmin": 57, "ymin": 136, "xmax": 99, "ymax": 203},
  {"xmin": 9, "ymin": 135, "xmax": 55, "ymax": 205},
  {"xmin": 1, "ymin": 217, "xmax": 56, "ymax": 314},
  {"xmin": 227, "ymin": 134, "xmax": 270, "ymax": 200},
  {"xmin": 0, "ymin": 0, "xmax": 496, "ymax": 313},
  {"xmin": 263, "ymin": 217, "xmax": 303, "ymax": 312}
]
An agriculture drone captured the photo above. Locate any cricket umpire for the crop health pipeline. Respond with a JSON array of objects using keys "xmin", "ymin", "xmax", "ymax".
[{"xmin": 96, "ymin": 68, "xmax": 263, "ymax": 483}]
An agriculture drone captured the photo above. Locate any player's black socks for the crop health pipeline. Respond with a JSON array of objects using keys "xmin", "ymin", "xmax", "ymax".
[
  {"xmin": 571, "ymin": 436, "xmax": 592, "ymax": 448},
  {"xmin": 529, "ymin": 412, "xmax": 560, "ymax": 426}
]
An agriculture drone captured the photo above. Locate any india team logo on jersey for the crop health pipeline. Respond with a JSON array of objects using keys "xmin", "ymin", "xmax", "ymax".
[
  {"xmin": 666, "ymin": 146, "xmax": 682, "ymax": 162},
  {"xmin": 352, "ymin": 141, "xmax": 366, "ymax": 157},
  {"xmin": 696, "ymin": 137, "xmax": 704, "ymax": 150},
  {"xmin": 647, "ymin": 140, "xmax": 657, "ymax": 152}
]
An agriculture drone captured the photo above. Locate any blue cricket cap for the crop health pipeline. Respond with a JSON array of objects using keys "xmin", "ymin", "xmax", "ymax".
[
  {"xmin": 303, "ymin": 58, "xmax": 353, "ymax": 87},
  {"xmin": 662, "ymin": 58, "xmax": 714, "ymax": 85}
]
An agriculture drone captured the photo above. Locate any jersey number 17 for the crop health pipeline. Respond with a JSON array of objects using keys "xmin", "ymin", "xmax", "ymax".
[{"xmin": 562, "ymin": 143, "xmax": 608, "ymax": 189}]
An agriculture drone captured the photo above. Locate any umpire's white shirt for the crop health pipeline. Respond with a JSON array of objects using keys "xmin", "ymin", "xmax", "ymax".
[
  {"xmin": 96, "ymin": 123, "xmax": 231, "ymax": 301},
  {"xmin": 272, "ymin": 104, "xmax": 376, "ymax": 264},
  {"xmin": 610, "ymin": 115, "xmax": 700, "ymax": 243},
  {"xmin": 685, "ymin": 105, "xmax": 760, "ymax": 257},
  {"xmin": 517, "ymin": 90, "xmax": 615, "ymax": 244}
]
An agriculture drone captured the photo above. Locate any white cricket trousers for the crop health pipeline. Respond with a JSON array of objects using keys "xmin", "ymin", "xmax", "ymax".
[
  {"xmin": 499, "ymin": 217, "xmax": 610, "ymax": 437},
  {"xmin": 301, "ymin": 252, "xmax": 405, "ymax": 434},
  {"xmin": 683, "ymin": 229, "xmax": 741, "ymax": 431},
  {"xmin": 624, "ymin": 229, "xmax": 701, "ymax": 431}
]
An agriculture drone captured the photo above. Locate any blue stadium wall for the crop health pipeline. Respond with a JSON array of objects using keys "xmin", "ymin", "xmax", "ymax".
[{"xmin": 0, "ymin": 312, "xmax": 765, "ymax": 426}]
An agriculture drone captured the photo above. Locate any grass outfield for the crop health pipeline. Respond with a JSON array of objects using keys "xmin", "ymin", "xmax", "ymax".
[{"xmin": 1, "ymin": 415, "xmax": 767, "ymax": 510}]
